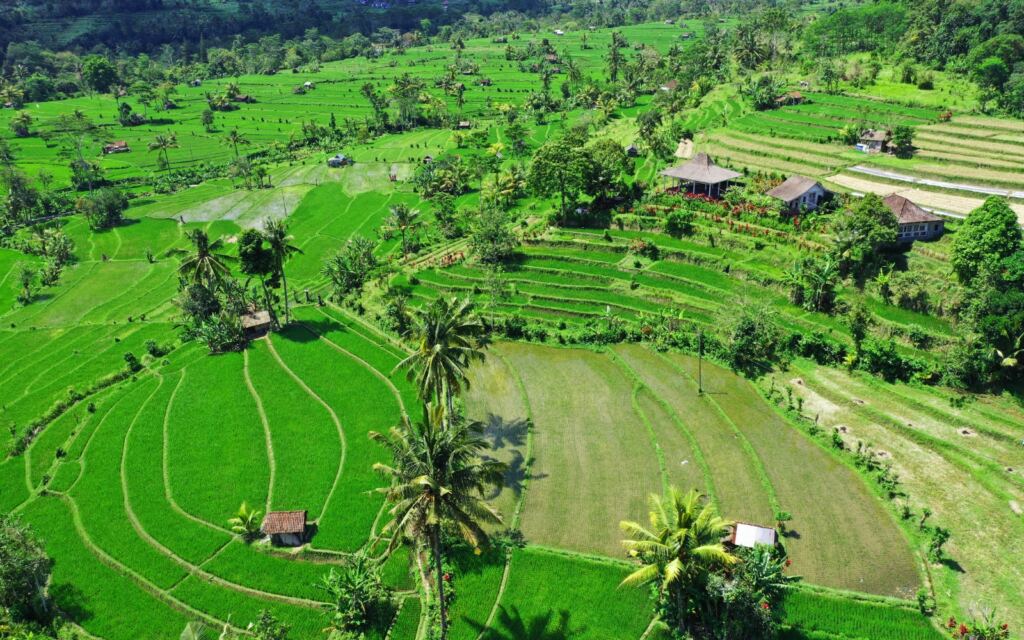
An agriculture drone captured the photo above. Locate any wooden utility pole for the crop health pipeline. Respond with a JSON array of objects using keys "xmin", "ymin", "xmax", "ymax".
[{"xmin": 697, "ymin": 328, "xmax": 704, "ymax": 395}]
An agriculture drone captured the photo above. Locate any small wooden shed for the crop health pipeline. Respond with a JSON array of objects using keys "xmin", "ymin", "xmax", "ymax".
[
  {"xmin": 261, "ymin": 510, "xmax": 307, "ymax": 547},
  {"xmin": 857, "ymin": 129, "xmax": 887, "ymax": 153},
  {"xmin": 240, "ymin": 309, "xmax": 272, "ymax": 337},
  {"xmin": 103, "ymin": 141, "xmax": 131, "ymax": 155}
]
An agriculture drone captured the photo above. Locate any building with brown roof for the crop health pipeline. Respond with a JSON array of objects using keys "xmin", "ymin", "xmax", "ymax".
[
  {"xmin": 660, "ymin": 152, "xmax": 742, "ymax": 198},
  {"xmin": 767, "ymin": 175, "xmax": 830, "ymax": 212},
  {"xmin": 774, "ymin": 91, "xmax": 804, "ymax": 106},
  {"xmin": 261, "ymin": 510, "xmax": 307, "ymax": 547},
  {"xmin": 240, "ymin": 309, "xmax": 272, "ymax": 337},
  {"xmin": 103, "ymin": 141, "xmax": 130, "ymax": 155},
  {"xmin": 883, "ymin": 194, "xmax": 945, "ymax": 242},
  {"xmin": 857, "ymin": 129, "xmax": 888, "ymax": 153}
]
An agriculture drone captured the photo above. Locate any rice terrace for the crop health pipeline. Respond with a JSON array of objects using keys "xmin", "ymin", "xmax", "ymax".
[{"xmin": 0, "ymin": 1, "xmax": 1023, "ymax": 639}]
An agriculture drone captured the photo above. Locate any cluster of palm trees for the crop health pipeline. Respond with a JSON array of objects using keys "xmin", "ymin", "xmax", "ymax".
[
  {"xmin": 172, "ymin": 218, "xmax": 300, "ymax": 335},
  {"xmin": 373, "ymin": 296, "xmax": 501, "ymax": 640},
  {"xmin": 620, "ymin": 487, "xmax": 796, "ymax": 637}
]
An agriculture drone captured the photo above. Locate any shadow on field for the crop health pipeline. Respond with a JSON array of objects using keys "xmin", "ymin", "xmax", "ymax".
[
  {"xmin": 278, "ymin": 320, "xmax": 328, "ymax": 343},
  {"xmin": 481, "ymin": 414, "xmax": 527, "ymax": 450},
  {"xmin": 50, "ymin": 581, "xmax": 92, "ymax": 625},
  {"xmin": 479, "ymin": 415, "xmax": 533, "ymax": 500},
  {"xmin": 940, "ymin": 556, "xmax": 965, "ymax": 573},
  {"xmin": 468, "ymin": 606, "xmax": 582, "ymax": 640}
]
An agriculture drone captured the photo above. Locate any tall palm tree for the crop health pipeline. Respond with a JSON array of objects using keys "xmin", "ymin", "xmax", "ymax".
[
  {"xmin": 371, "ymin": 405, "xmax": 505, "ymax": 640},
  {"xmin": 174, "ymin": 229, "xmax": 232, "ymax": 290},
  {"xmin": 394, "ymin": 296, "xmax": 487, "ymax": 419},
  {"xmin": 562, "ymin": 53, "xmax": 582, "ymax": 88},
  {"xmin": 9, "ymin": 111, "xmax": 32, "ymax": 137},
  {"xmin": 387, "ymin": 203, "xmax": 420, "ymax": 260},
  {"xmin": 223, "ymin": 128, "xmax": 250, "ymax": 159},
  {"xmin": 148, "ymin": 132, "xmax": 179, "ymax": 174},
  {"xmin": 262, "ymin": 218, "xmax": 302, "ymax": 324},
  {"xmin": 620, "ymin": 487, "xmax": 736, "ymax": 636}
]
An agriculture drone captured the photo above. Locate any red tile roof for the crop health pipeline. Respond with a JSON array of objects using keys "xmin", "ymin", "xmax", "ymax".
[{"xmin": 262, "ymin": 510, "xmax": 307, "ymax": 535}]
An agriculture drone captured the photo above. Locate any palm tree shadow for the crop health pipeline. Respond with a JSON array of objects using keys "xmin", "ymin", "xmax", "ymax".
[
  {"xmin": 478, "ymin": 415, "xmax": 540, "ymax": 500},
  {"xmin": 466, "ymin": 605, "xmax": 582, "ymax": 640},
  {"xmin": 484, "ymin": 449, "xmax": 533, "ymax": 500},
  {"xmin": 481, "ymin": 414, "xmax": 527, "ymax": 451}
]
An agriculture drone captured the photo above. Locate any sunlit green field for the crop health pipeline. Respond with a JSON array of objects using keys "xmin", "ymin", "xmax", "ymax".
[{"xmin": 1, "ymin": 16, "xmax": 1014, "ymax": 640}]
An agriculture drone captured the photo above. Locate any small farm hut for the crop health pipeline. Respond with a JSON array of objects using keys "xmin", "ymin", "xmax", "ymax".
[
  {"xmin": 883, "ymin": 194, "xmax": 945, "ymax": 242},
  {"xmin": 327, "ymin": 153, "xmax": 353, "ymax": 168},
  {"xmin": 727, "ymin": 522, "xmax": 777, "ymax": 549},
  {"xmin": 660, "ymin": 152, "xmax": 741, "ymax": 198},
  {"xmin": 240, "ymin": 309, "xmax": 272, "ymax": 337},
  {"xmin": 625, "ymin": 144, "xmax": 639, "ymax": 157},
  {"xmin": 774, "ymin": 91, "xmax": 804, "ymax": 106},
  {"xmin": 456, "ymin": 120, "xmax": 472, "ymax": 130},
  {"xmin": 660, "ymin": 79, "xmax": 680, "ymax": 93},
  {"xmin": 857, "ymin": 129, "xmax": 887, "ymax": 153},
  {"xmin": 261, "ymin": 510, "xmax": 307, "ymax": 547},
  {"xmin": 766, "ymin": 175, "xmax": 830, "ymax": 212},
  {"xmin": 103, "ymin": 141, "xmax": 131, "ymax": 155}
]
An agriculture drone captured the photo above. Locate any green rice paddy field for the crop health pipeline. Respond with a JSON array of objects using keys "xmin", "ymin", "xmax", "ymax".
[{"xmin": 1, "ymin": 16, "xmax": 1022, "ymax": 640}]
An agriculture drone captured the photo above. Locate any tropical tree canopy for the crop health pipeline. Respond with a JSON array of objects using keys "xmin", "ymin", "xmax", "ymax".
[{"xmin": 395, "ymin": 296, "xmax": 487, "ymax": 416}]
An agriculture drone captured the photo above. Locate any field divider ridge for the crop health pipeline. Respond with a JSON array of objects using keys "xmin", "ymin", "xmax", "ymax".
[
  {"xmin": 474, "ymin": 349, "xmax": 536, "ymax": 640},
  {"xmin": 264, "ymin": 335, "xmax": 347, "ymax": 532},
  {"xmin": 243, "ymin": 348, "xmax": 277, "ymax": 513},
  {"xmin": 161, "ymin": 369, "xmax": 233, "ymax": 535},
  {"xmin": 655, "ymin": 352, "xmax": 781, "ymax": 514},
  {"xmin": 609, "ymin": 348, "xmax": 719, "ymax": 506}
]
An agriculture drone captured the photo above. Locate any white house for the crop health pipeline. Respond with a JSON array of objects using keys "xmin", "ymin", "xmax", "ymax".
[
  {"xmin": 884, "ymin": 194, "xmax": 945, "ymax": 242},
  {"xmin": 766, "ymin": 175, "xmax": 830, "ymax": 212}
]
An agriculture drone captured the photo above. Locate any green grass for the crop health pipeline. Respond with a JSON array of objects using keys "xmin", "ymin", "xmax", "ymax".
[
  {"xmin": 481, "ymin": 547, "xmax": 652, "ymax": 640},
  {"xmin": 20, "ymin": 497, "xmax": 192, "ymax": 640},
  {"xmin": 68, "ymin": 377, "xmax": 190, "ymax": 589},
  {"xmin": 267, "ymin": 326, "xmax": 399, "ymax": 551},
  {"xmin": 782, "ymin": 588, "xmax": 943, "ymax": 640},
  {"xmin": 496, "ymin": 343, "xmax": 662, "ymax": 556},
  {"xmin": 165, "ymin": 352, "xmax": 270, "ymax": 526},
  {"xmin": 245, "ymin": 339, "xmax": 341, "ymax": 519},
  {"xmin": 447, "ymin": 547, "xmax": 507, "ymax": 640}
]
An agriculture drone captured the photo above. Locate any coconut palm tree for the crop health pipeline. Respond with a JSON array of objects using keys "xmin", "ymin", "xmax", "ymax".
[
  {"xmin": 174, "ymin": 229, "xmax": 232, "ymax": 290},
  {"xmin": 394, "ymin": 296, "xmax": 487, "ymax": 419},
  {"xmin": 148, "ymin": 132, "xmax": 179, "ymax": 174},
  {"xmin": 223, "ymin": 128, "xmax": 250, "ymax": 159},
  {"xmin": 9, "ymin": 111, "xmax": 32, "ymax": 137},
  {"xmin": 371, "ymin": 404, "xmax": 505, "ymax": 640},
  {"xmin": 387, "ymin": 203, "xmax": 420, "ymax": 260},
  {"xmin": 620, "ymin": 487, "xmax": 736, "ymax": 635},
  {"xmin": 262, "ymin": 218, "xmax": 302, "ymax": 324}
]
